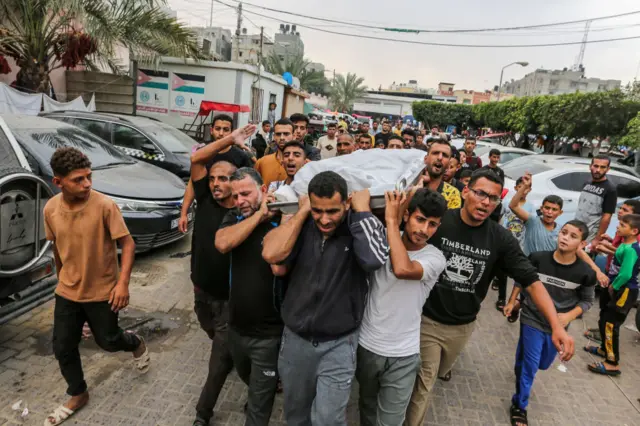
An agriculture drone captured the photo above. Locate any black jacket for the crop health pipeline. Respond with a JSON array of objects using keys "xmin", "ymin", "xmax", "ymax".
[
  {"xmin": 252, "ymin": 133, "xmax": 268, "ymax": 159},
  {"xmin": 281, "ymin": 211, "xmax": 389, "ymax": 341}
]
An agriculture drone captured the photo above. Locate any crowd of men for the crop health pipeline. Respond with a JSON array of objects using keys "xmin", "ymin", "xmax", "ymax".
[{"xmin": 40, "ymin": 111, "xmax": 639, "ymax": 426}]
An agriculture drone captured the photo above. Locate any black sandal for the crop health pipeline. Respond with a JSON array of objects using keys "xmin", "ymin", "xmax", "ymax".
[
  {"xmin": 507, "ymin": 310, "xmax": 520, "ymax": 323},
  {"xmin": 438, "ymin": 370, "xmax": 452, "ymax": 381},
  {"xmin": 510, "ymin": 404, "xmax": 528, "ymax": 426},
  {"xmin": 496, "ymin": 299, "xmax": 505, "ymax": 312},
  {"xmin": 491, "ymin": 280, "xmax": 499, "ymax": 291}
]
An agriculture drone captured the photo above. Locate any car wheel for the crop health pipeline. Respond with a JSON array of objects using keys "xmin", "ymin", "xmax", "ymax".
[{"xmin": 0, "ymin": 167, "xmax": 53, "ymax": 275}]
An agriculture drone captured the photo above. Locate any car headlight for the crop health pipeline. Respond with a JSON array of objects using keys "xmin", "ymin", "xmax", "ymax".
[{"xmin": 110, "ymin": 196, "xmax": 176, "ymax": 212}]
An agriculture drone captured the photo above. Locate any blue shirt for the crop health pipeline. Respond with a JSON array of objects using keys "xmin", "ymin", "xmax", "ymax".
[
  {"xmin": 523, "ymin": 216, "xmax": 559, "ymax": 256},
  {"xmin": 501, "ymin": 202, "xmax": 535, "ymax": 249}
]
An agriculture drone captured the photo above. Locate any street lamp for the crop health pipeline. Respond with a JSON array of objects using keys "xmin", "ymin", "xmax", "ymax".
[{"xmin": 497, "ymin": 61, "xmax": 529, "ymax": 101}]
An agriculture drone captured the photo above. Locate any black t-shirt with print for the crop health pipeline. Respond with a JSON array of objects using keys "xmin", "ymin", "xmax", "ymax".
[
  {"xmin": 206, "ymin": 145, "xmax": 253, "ymax": 169},
  {"xmin": 375, "ymin": 132, "xmax": 391, "ymax": 147},
  {"xmin": 480, "ymin": 164, "xmax": 505, "ymax": 183},
  {"xmin": 423, "ymin": 209, "xmax": 539, "ymax": 325},
  {"xmin": 219, "ymin": 210, "xmax": 283, "ymax": 337},
  {"xmin": 190, "ymin": 176, "xmax": 231, "ymax": 300}
]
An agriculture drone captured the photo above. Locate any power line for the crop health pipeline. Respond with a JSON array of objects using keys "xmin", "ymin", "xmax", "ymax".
[
  {"xmin": 214, "ymin": 0, "xmax": 640, "ymax": 49},
  {"xmin": 230, "ymin": 0, "xmax": 640, "ymax": 34}
]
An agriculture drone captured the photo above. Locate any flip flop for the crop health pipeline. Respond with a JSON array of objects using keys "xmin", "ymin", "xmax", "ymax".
[
  {"xmin": 508, "ymin": 309, "xmax": 520, "ymax": 323},
  {"xmin": 587, "ymin": 362, "xmax": 621, "ymax": 376},
  {"xmin": 44, "ymin": 405, "xmax": 74, "ymax": 426},
  {"xmin": 510, "ymin": 404, "xmax": 528, "ymax": 426},
  {"xmin": 584, "ymin": 329, "xmax": 602, "ymax": 342},
  {"xmin": 438, "ymin": 370, "xmax": 452, "ymax": 381},
  {"xmin": 583, "ymin": 346, "xmax": 606, "ymax": 358},
  {"xmin": 134, "ymin": 336, "xmax": 151, "ymax": 374}
]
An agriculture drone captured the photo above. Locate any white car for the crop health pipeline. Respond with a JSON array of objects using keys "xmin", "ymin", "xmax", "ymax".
[
  {"xmin": 501, "ymin": 158, "xmax": 640, "ymax": 219},
  {"xmin": 451, "ymin": 140, "xmax": 535, "ymax": 166}
]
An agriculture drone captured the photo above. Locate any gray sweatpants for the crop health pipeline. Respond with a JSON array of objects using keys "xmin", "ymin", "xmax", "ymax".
[
  {"xmin": 278, "ymin": 326, "xmax": 358, "ymax": 426},
  {"xmin": 355, "ymin": 345, "xmax": 421, "ymax": 426},
  {"xmin": 227, "ymin": 328, "xmax": 280, "ymax": 426}
]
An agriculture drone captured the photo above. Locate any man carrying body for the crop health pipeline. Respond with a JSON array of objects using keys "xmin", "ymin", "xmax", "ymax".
[
  {"xmin": 44, "ymin": 147, "xmax": 149, "ymax": 426},
  {"xmin": 336, "ymin": 133, "xmax": 357, "ymax": 156},
  {"xmin": 405, "ymin": 169, "xmax": 575, "ymax": 426},
  {"xmin": 262, "ymin": 172, "xmax": 389, "ymax": 426},
  {"xmin": 357, "ymin": 189, "xmax": 447, "ymax": 426},
  {"xmin": 178, "ymin": 114, "xmax": 253, "ymax": 232},
  {"xmin": 358, "ymin": 133, "xmax": 373, "ymax": 151},
  {"xmin": 268, "ymin": 141, "xmax": 308, "ymax": 192},
  {"xmin": 189, "ymin": 125, "xmax": 254, "ymax": 426},
  {"xmin": 480, "ymin": 148, "xmax": 505, "ymax": 183},
  {"xmin": 387, "ymin": 135, "xmax": 405, "ymax": 150},
  {"xmin": 215, "ymin": 168, "xmax": 282, "ymax": 425},
  {"xmin": 460, "ymin": 137, "xmax": 482, "ymax": 172},
  {"xmin": 317, "ymin": 122, "xmax": 338, "ymax": 159},
  {"xmin": 575, "ymin": 155, "xmax": 617, "ymax": 245},
  {"xmin": 421, "ymin": 139, "xmax": 461, "ymax": 209},
  {"xmin": 255, "ymin": 118, "xmax": 294, "ymax": 187}
]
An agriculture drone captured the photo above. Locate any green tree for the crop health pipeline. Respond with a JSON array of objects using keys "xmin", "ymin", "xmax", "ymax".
[
  {"xmin": 330, "ymin": 73, "xmax": 367, "ymax": 112},
  {"xmin": 263, "ymin": 51, "xmax": 327, "ymax": 94},
  {"xmin": 412, "ymin": 101, "xmax": 472, "ymax": 129},
  {"xmin": 0, "ymin": 0, "xmax": 200, "ymax": 93},
  {"xmin": 620, "ymin": 112, "xmax": 640, "ymax": 149}
]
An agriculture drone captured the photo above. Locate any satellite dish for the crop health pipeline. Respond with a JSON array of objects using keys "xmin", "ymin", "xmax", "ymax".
[{"xmin": 282, "ymin": 72, "xmax": 293, "ymax": 85}]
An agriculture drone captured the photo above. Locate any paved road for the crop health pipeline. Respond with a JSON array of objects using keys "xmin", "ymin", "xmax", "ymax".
[{"xmin": 1, "ymin": 236, "xmax": 639, "ymax": 426}]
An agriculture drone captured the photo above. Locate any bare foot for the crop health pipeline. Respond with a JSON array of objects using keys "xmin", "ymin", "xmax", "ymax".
[
  {"xmin": 133, "ymin": 336, "xmax": 146, "ymax": 358},
  {"xmin": 46, "ymin": 392, "xmax": 88, "ymax": 424}
]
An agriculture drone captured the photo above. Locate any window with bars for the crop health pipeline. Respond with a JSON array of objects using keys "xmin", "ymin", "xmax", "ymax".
[{"xmin": 251, "ymin": 87, "xmax": 264, "ymax": 123}]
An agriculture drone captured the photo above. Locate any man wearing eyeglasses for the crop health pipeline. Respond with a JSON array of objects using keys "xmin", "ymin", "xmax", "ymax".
[{"xmin": 405, "ymin": 169, "xmax": 576, "ymax": 426}]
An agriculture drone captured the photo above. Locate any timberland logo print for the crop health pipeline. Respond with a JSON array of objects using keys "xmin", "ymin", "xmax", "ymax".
[{"xmin": 439, "ymin": 237, "xmax": 489, "ymax": 293}]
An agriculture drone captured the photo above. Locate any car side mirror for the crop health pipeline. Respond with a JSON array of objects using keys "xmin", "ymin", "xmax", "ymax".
[{"xmin": 141, "ymin": 143, "xmax": 159, "ymax": 154}]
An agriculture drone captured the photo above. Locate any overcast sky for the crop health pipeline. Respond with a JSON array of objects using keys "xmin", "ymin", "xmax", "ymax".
[{"xmin": 168, "ymin": 0, "xmax": 640, "ymax": 91}]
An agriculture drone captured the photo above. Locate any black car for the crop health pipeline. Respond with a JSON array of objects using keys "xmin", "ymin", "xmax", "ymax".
[
  {"xmin": 2, "ymin": 115, "xmax": 194, "ymax": 252},
  {"xmin": 41, "ymin": 111, "xmax": 196, "ymax": 181}
]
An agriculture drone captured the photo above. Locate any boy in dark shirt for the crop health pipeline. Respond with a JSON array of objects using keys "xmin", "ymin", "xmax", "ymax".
[
  {"xmin": 504, "ymin": 220, "xmax": 595, "ymax": 426},
  {"xmin": 585, "ymin": 214, "xmax": 640, "ymax": 377},
  {"xmin": 480, "ymin": 148, "xmax": 505, "ymax": 183}
]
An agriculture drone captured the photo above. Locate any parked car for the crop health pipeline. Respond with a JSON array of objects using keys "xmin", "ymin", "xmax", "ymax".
[
  {"xmin": 41, "ymin": 111, "xmax": 197, "ymax": 181},
  {"xmin": 2, "ymin": 115, "xmax": 194, "ymax": 252},
  {"xmin": 451, "ymin": 140, "xmax": 535, "ymax": 166},
  {"xmin": 503, "ymin": 154, "xmax": 640, "ymax": 178},
  {"xmin": 501, "ymin": 158, "xmax": 640, "ymax": 219},
  {"xmin": 0, "ymin": 117, "xmax": 57, "ymax": 324}
]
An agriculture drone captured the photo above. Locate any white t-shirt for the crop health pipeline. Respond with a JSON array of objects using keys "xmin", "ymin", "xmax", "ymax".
[
  {"xmin": 359, "ymin": 244, "xmax": 446, "ymax": 357},
  {"xmin": 317, "ymin": 135, "xmax": 337, "ymax": 159}
]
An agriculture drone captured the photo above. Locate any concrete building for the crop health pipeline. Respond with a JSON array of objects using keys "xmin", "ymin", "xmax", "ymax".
[
  {"xmin": 306, "ymin": 62, "xmax": 325, "ymax": 74},
  {"xmin": 382, "ymin": 80, "xmax": 434, "ymax": 95},
  {"xmin": 273, "ymin": 24, "xmax": 304, "ymax": 63},
  {"xmin": 191, "ymin": 27, "xmax": 232, "ymax": 61},
  {"xmin": 438, "ymin": 82, "xmax": 455, "ymax": 96},
  {"xmin": 231, "ymin": 29, "xmax": 273, "ymax": 65},
  {"xmin": 501, "ymin": 67, "xmax": 621, "ymax": 97},
  {"xmin": 352, "ymin": 91, "xmax": 456, "ymax": 119}
]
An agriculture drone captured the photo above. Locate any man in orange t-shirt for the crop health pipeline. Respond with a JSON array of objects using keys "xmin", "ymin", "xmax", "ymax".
[
  {"xmin": 43, "ymin": 147, "xmax": 150, "ymax": 426},
  {"xmin": 254, "ymin": 118, "xmax": 293, "ymax": 187}
]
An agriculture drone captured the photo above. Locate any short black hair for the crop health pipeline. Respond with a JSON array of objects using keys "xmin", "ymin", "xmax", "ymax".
[
  {"xmin": 413, "ymin": 144, "xmax": 428, "ymax": 152},
  {"xmin": 50, "ymin": 147, "xmax": 92, "ymax": 177},
  {"xmin": 261, "ymin": 120, "xmax": 271, "ymax": 126},
  {"xmin": 468, "ymin": 168, "xmax": 503, "ymax": 190},
  {"xmin": 408, "ymin": 188, "xmax": 447, "ymax": 219},
  {"xmin": 620, "ymin": 214, "xmax": 640, "ymax": 235},
  {"xmin": 623, "ymin": 199, "xmax": 640, "ymax": 214},
  {"xmin": 388, "ymin": 134, "xmax": 404, "ymax": 144},
  {"xmin": 283, "ymin": 141, "xmax": 306, "ymax": 156},
  {"xmin": 427, "ymin": 139, "xmax": 452, "ymax": 154},
  {"xmin": 450, "ymin": 146, "xmax": 460, "ymax": 162},
  {"xmin": 489, "ymin": 148, "xmax": 501, "ymax": 157},
  {"xmin": 591, "ymin": 154, "xmax": 611, "ymax": 166},
  {"xmin": 230, "ymin": 167, "xmax": 263, "ymax": 186},
  {"xmin": 212, "ymin": 114, "xmax": 233, "ymax": 127},
  {"xmin": 542, "ymin": 195, "xmax": 563, "ymax": 209},
  {"xmin": 460, "ymin": 170, "xmax": 473, "ymax": 179},
  {"xmin": 562, "ymin": 219, "xmax": 589, "ymax": 241},
  {"xmin": 327, "ymin": 122, "xmax": 337, "ymax": 129},
  {"xmin": 308, "ymin": 171, "xmax": 348, "ymax": 202},
  {"xmin": 274, "ymin": 118, "xmax": 294, "ymax": 132},
  {"xmin": 401, "ymin": 129, "xmax": 416, "ymax": 139},
  {"xmin": 465, "ymin": 137, "xmax": 476, "ymax": 143},
  {"xmin": 290, "ymin": 113, "xmax": 309, "ymax": 125},
  {"xmin": 359, "ymin": 133, "xmax": 372, "ymax": 143}
]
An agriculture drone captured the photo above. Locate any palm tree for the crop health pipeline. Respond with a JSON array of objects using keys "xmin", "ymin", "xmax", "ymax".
[
  {"xmin": 0, "ymin": 0, "xmax": 201, "ymax": 93},
  {"xmin": 263, "ymin": 51, "xmax": 327, "ymax": 94},
  {"xmin": 330, "ymin": 73, "xmax": 367, "ymax": 111}
]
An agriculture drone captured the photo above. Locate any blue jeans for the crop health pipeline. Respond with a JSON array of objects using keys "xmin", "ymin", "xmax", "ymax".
[
  {"xmin": 278, "ymin": 327, "xmax": 358, "ymax": 426},
  {"xmin": 512, "ymin": 323, "xmax": 557, "ymax": 410}
]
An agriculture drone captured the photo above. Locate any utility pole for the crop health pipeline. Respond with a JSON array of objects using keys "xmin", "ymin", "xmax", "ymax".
[
  {"xmin": 235, "ymin": 2, "xmax": 243, "ymax": 61},
  {"xmin": 259, "ymin": 26, "xmax": 264, "ymax": 65},
  {"xmin": 209, "ymin": 0, "xmax": 213, "ymax": 28}
]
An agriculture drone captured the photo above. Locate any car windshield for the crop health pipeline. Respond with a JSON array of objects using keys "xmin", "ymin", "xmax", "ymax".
[
  {"xmin": 474, "ymin": 145, "xmax": 493, "ymax": 156},
  {"xmin": 502, "ymin": 162, "xmax": 552, "ymax": 180},
  {"xmin": 12, "ymin": 126, "xmax": 135, "ymax": 173},
  {"xmin": 138, "ymin": 121, "xmax": 197, "ymax": 153}
]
